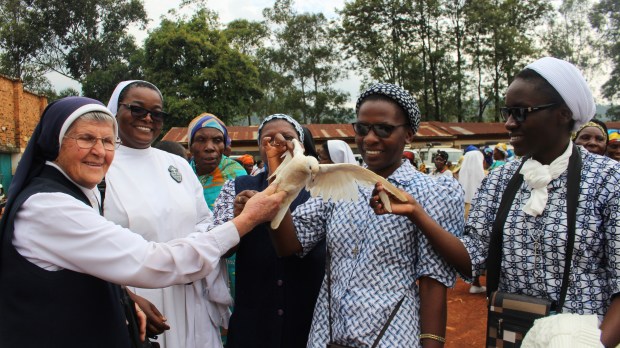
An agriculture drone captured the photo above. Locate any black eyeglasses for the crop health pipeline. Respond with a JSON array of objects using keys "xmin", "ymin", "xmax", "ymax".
[
  {"xmin": 351, "ymin": 122, "xmax": 408, "ymax": 138},
  {"xmin": 119, "ymin": 103, "xmax": 168, "ymax": 123},
  {"xmin": 500, "ymin": 103, "xmax": 556, "ymax": 123},
  {"xmin": 65, "ymin": 134, "xmax": 120, "ymax": 151}
]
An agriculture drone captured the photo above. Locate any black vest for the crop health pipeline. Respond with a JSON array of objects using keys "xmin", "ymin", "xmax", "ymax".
[
  {"xmin": 0, "ymin": 166, "xmax": 130, "ymax": 348},
  {"xmin": 227, "ymin": 172, "xmax": 326, "ymax": 348}
]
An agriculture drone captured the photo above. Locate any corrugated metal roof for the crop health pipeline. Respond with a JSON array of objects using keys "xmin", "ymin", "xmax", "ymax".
[{"xmin": 163, "ymin": 121, "xmax": 504, "ymax": 144}]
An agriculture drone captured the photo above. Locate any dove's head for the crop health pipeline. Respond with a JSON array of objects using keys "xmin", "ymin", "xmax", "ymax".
[{"xmin": 307, "ymin": 155, "xmax": 320, "ymax": 179}]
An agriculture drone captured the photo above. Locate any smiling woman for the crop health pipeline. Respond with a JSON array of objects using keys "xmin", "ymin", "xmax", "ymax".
[{"xmin": 103, "ymin": 81, "xmax": 238, "ymax": 348}]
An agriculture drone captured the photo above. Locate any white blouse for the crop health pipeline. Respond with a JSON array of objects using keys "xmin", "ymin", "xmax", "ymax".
[{"xmin": 12, "ymin": 164, "xmax": 239, "ymax": 288}]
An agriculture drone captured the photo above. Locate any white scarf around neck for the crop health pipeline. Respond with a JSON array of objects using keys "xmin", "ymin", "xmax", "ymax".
[{"xmin": 519, "ymin": 142, "xmax": 573, "ymax": 216}]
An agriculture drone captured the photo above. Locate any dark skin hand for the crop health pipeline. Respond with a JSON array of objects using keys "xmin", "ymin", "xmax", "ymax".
[
  {"xmin": 369, "ymin": 183, "xmax": 473, "ymax": 277},
  {"xmin": 127, "ymin": 289, "xmax": 170, "ymax": 336}
]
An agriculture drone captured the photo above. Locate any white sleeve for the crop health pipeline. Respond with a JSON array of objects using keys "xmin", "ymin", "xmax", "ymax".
[{"xmin": 13, "ymin": 192, "xmax": 239, "ymax": 289}]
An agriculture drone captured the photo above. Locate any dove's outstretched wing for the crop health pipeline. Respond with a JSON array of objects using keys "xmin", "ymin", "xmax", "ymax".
[
  {"xmin": 268, "ymin": 149, "xmax": 293, "ymax": 181},
  {"xmin": 307, "ymin": 164, "xmax": 407, "ymax": 212}
]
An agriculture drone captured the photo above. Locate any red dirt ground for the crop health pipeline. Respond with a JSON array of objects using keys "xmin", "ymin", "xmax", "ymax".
[{"xmin": 445, "ymin": 276, "xmax": 488, "ymax": 348}]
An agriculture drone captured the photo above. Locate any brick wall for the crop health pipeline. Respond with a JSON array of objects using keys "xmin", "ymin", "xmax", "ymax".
[{"xmin": 0, "ymin": 74, "xmax": 48, "ymax": 154}]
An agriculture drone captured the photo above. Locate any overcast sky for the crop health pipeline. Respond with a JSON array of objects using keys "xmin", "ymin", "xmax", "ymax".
[{"xmin": 47, "ymin": 0, "xmax": 361, "ymax": 104}]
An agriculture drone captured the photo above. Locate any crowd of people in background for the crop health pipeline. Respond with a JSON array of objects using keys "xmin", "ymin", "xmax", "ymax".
[{"xmin": 0, "ymin": 56, "xmax": 619, "ymax": 348}]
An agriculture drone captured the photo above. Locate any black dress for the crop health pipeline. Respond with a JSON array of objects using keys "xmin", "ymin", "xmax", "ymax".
[{"xmin": 226, "ymin": 171, "xmax": 326, "ymax": 348}]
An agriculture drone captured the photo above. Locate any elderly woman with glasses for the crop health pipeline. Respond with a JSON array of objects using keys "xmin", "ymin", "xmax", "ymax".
[
  {"xmin": 373, "ymin": 57, "xmax": 620, "ymax": 347},
  {"xmin": 0, "ymin": 97, "xmax": 284, "ymax": 347},
  {"xmin": 103, "ymin": 80, "xmax": 244, "ymax": 348},
  {"xmin": 268, "ymin": 84, "xmax": 464, "ymax": 347}
]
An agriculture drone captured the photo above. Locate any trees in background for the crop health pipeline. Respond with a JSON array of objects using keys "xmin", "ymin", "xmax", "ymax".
[
  {"xmin": 0, "ymin": 0, "xmax": 147, "ymax": 95},
  {"xmin": 263, "ymin": 0, "xmax": 350, "ymax": 124}
]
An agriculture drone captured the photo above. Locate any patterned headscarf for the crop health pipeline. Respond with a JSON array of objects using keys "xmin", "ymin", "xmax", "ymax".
[
  {"xmin": 572, "ymin": 121, "xmax": 608, "ymax": 143},
  {"xmin": 495, "ymin": 143, "xmax": 508, "ymax": 156},
  {"xmin": 609, "ymin": 129, "xmax": 620, "ymax": 143},
  {"xmin": 257, "ymin": 114, "xmax": 304, "ymax": 144},
  {"xmin": 355, "ymin": 83, "xmax": 421, "ymax": 135},
  {"xmin": 187, "ymin": 113, "xmax": 230, "ymax": 147}
]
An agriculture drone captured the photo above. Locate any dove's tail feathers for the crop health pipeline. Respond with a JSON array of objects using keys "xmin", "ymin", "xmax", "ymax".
[
  {"xmin": 270, "ymin": 209, "xmax": 286, "ymax": 229},
  {"xmin": 270, "ymin": 192, "xmax": 297, "ymax": 230},
  {"xmin": 375, "ymin": 177, "xmax": 408, "ymax": 202},
  {"xmin": 378, "ymin": 190, "xmax": 392, "ymax": 212}
]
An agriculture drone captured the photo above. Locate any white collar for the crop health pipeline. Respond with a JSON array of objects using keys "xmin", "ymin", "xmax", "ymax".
[
  {"xmin": 45, "ymin": 161, "xmax": 101, "ymax": 212},
  {"xmin": 519, "ymin": 142, "xmax": 573, "ymax": 216}
]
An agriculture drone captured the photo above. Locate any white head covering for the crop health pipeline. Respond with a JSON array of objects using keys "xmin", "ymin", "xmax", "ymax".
[
  {"xmin": 58, "ymin": 104, "xmax": 117, "ymax": 144},
  {"xmin": 106, "ymin": 80, "xmax": 163, "ymax": 116},
  {"xmin": 458, "ymin": 150, "xmax": 485, "ymax": 204},
  {"xmin": 525, "ymin": 57, "xmax": 595, "ymax": 131},
  {"xmin": 326, "ymin": 140, "xmax": 357, "ymax": 164}
]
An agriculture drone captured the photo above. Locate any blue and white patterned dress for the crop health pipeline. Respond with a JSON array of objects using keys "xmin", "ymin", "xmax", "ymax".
[
  {"xmin": 462, "ymin": 147, "xmax": 620, "ymax": 317},
  {"xmin": 293, "ymin": 161, "xmax": 464, "ymax": 348}
]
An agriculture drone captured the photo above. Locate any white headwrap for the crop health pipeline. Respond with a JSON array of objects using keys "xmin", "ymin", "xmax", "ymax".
[
  {"xmin": 326, "ymin": 140, "xmax": 357, "ymax": 164},
  {"xmin": 525, "ymin": 57, "xmax": 595, "ymax": 131},
  {"xmin": 458, "ymin": 151, "xmax": 485, "ymax": 204},
  {"xmin": 106, "ymin": 80, "xmax": 163, "ymax": 116},
  {"xmin": 519, "ymin": 141, "xmax": 573, "ymax": 216}
]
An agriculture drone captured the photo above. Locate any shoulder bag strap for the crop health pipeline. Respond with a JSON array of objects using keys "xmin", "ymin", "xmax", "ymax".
[
  {"xmin": 557, "ymin": 145, "xmax": 581, "ymax": 312},
  {"xmin": 326, "ymin": 240, "xmax": 405, "ymax": 347},
  {"xmin": 370, "ymin": 294, "xmax": 405, "ymax": 348},
  {"xmin": 486, "ymin": 159, "xmax": 527, "ymax": 297},
  {"xmin": 327, "ymin": 243, "xmax": 334, "ymax": 343}
]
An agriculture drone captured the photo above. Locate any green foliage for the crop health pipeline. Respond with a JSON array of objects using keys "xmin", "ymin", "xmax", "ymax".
[
  {"xmin": 263, "ymin": 0, "xmax": 351, "ymax": 124},
  {"xmin": 607, "ymin": 105, "xmax": 620, "ymax": 120},
  {"xmin": 0, "ymin": 0, "xmax": 147, "ymax": 95},
  {"xmin": 0, "ymin": 0, "xmax": 53, "ymax": 92},
  {"xmin": 224, "ymin": 19, "xmax": 269, "ymax": 56},
  {"xmin": 591, "ymin": 0, "xmax": 620, "ymax": 100},
  {"xmin": 142, "ymin": 10, "xmax": 263, "ymax": 129}
]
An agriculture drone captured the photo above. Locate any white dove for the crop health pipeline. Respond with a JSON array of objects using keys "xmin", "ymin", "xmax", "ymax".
[{"xmin": 268, "ymin": 139, "xmax": 408, "ymax": 229}]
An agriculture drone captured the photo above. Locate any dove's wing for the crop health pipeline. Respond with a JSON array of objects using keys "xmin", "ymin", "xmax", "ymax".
[
  {"xmin": 268, "ymin": 148, "xmax": 294, "ymax": 181},
  {"xmin": 308, "ymin": 164, "xmax": 408, "ymax": 207}
]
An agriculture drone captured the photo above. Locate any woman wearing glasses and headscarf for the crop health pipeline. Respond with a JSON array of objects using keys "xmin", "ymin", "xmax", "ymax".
[
  {"xmin": 268, "ymin": 84, "xmax": 465, "ymax": 347},
  {"xmin": 373, "ymin": 57, "xmax": 620, "ymax": 347},
  {"xmin": 103, "ymin": 81, "xmax": 235, "ymax": 348},
  {"xmin": 0, "ymin": 97, "xmax": 284, "ymax": 347}
]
